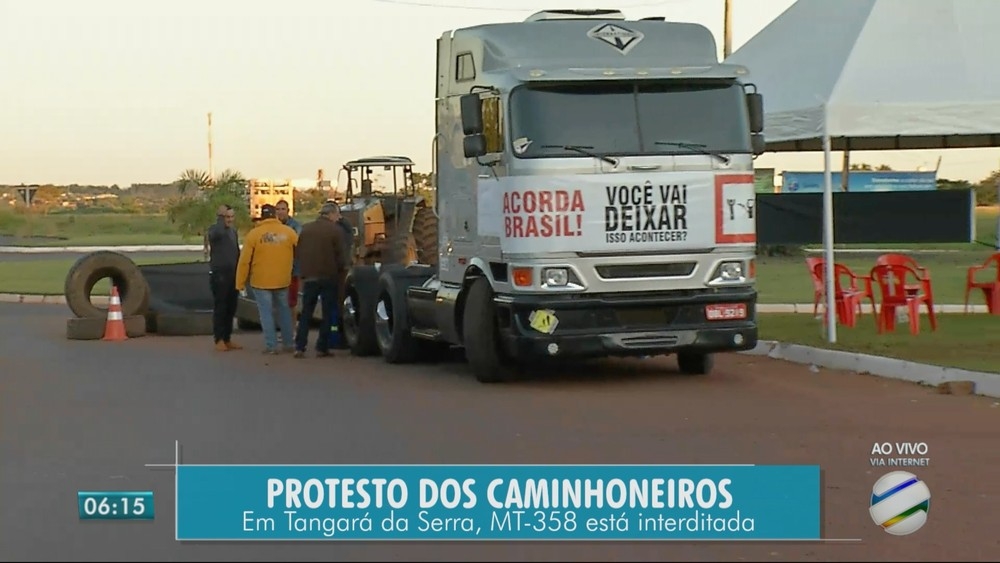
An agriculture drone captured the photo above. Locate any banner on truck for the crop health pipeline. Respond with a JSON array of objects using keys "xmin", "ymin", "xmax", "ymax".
[{"xmin": 477, "ymin": 172, "xmax": 755, "ymax": 254}]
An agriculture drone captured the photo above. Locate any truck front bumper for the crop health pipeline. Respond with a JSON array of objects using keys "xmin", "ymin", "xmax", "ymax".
[{"xmin": 494, "ymin": 288, "xmax": 757, "ymax": 361}]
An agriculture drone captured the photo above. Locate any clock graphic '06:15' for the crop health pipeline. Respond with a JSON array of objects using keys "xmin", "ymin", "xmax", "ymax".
[{"xmin": 78, "ymin": 491, "xmax": 155, "ymax": 520}]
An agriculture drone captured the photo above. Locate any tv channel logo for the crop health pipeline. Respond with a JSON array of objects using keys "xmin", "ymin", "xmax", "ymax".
[{"xmin": 868, "ymin": 471, "xmax": 931, "ymax": 536}]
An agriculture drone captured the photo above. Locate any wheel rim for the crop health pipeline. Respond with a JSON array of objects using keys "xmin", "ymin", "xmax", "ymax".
[
  {"xmin": 374, "ymin": 294, "xmax": 393, "ymax": 349},
  {"xmin": 342, "ymin": 293, "xmax": 359, "ymax": 344}
]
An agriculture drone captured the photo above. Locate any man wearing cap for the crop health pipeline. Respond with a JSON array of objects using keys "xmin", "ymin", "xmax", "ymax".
[
  {"xmin": 293, "ymin": 202, "xmax": 349, "ymax": 358},
  {"xmin": 235, "ymin": 203, "xmax": 299, "ymax": 354},
  {"xmin": 206, "ymin": 204, "xmax": 242, "ymax": 352}
]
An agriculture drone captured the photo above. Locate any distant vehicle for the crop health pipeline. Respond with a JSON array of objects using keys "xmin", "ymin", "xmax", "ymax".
[{"xmin": 338, "ymin": 156, "xmax": 437, "ymax": 268}]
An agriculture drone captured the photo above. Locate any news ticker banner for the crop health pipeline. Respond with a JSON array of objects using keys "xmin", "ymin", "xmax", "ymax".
[{"xmin": 176, "ymin": 464, "xmax": 820, "ymax": 541}]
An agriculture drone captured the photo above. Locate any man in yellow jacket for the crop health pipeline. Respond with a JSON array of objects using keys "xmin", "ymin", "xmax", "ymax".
[{"xmin": 236, "ymin": 204, "xmax": 300, "ymax": 354}]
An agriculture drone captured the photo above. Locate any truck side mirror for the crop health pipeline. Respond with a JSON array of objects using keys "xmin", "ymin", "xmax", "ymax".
[
  {"xmin": 747, "ymin": 92, "xmax": 764, "ymax": 134},
  {"xmin": 460, "ymin": 94, "xmax": 484, "ymax": 135},
  {"xmin": 464, "ymin": 134, "xmax": 487, "ymax": 158},
  {"xmin": 751, "ymin": 134, "xmax": 766, "ymax": 155}
]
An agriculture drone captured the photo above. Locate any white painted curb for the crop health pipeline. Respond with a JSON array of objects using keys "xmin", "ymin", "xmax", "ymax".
[
  {"xmin": 741, "ymin": 340, "xmax": 1000, "ymax": 399},
  {"xmin": 0, "ymin": 294, "xmax": 990, "ymax": 315},
  {"xmin": 0, "ymin": 245, "xmax": 203, "ymax": 253},
  {"xmin": 757, "ymin": 303, "xmax": 990, "ymax": 314}
]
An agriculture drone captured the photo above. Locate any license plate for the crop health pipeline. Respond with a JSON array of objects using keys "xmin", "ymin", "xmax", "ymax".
[{"xmin": 705, "ymin": 303, "xmax": 747, "ymax": 321}]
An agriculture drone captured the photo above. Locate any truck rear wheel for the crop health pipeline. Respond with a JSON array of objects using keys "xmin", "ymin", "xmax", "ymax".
[
  {"xmin": 463, "ymin": 277, "xmax": 516, "ymax": 383},
  {"xmin": 374, "ymin": 270, "xmax": 419, "ymax": 364},
  {"xmin": 677, "ymin": 352, "xmax": 714, "ymax": 375},
  {"xmin": 342, "ymin": 266, "xmax": 380, "ymax": 356}
]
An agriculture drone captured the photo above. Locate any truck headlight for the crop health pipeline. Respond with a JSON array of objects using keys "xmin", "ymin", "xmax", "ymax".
[
  {"xmin": 542, "ymin": 267, "xmax": 569, "ymax": 287},
  {"xmin": 709, "ymin": 261, "xmax": 747, "ymax": 284}
]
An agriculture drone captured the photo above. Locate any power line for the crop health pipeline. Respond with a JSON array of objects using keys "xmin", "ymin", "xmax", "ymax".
[{"xmin": 368, "ymin": 0, "xmax": 677, "ymax": 12}]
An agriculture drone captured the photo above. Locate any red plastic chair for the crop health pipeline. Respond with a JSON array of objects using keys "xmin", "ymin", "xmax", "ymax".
[
  {"xmin": 869, "ymin": 263, "xmax": 938, "ymax": 335},
  {"xmin": 811, "ymin": 261, "xmax": 869, "ymax": 328},
  {"xmin": 805, "ymin": 257, "xmax": 824, "ymax": 315},
  {"xmin": 875, "ymin": 253, "xmax": 937, "ymax": 320},
  {"xmin": 964, "ymin": 252, "xmax": 1000, "ymax": 315}
]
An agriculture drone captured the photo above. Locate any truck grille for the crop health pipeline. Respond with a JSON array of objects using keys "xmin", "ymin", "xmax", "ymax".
[{"xmin": 595, "ymin": 263, "xmax": 696, "ymax": 279}]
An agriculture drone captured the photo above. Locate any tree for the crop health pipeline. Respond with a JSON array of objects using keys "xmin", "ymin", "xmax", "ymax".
[
  {"xmin": 175, "ymin": 169, "xmax": 211, "ymax": 196},
  {"xmin": 166, "ymin": 169, "xmax": 251, "ymax": 238},
  {"xmin": 973, "ymin": 169, "xmax": 1000, "ymax": 206},
  {"xmin": 849, "ymin": 163, "xmax": 893, "ymax": 171}
]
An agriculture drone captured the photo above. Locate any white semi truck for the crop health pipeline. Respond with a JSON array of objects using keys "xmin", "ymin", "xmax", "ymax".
[{"xmin": 340, "ymin": 8, "xmax": 766, "ymax": 383}]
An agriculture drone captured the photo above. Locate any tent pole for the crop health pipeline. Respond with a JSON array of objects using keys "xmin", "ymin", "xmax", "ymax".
[{"xmin": 822, "ymin": 127, "xmax": 837, "ymax": 343}]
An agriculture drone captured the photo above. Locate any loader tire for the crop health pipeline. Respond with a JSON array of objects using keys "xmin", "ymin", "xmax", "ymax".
[
  {"xmin": 156, "ymin": 311, "xmax": 214, "ymax": 337},
  {"xmin": 66, "ymin": 315, "xmax": 147, "ymax": 341},
  {"xmin": 412, "ymin": 205, "xmax": 438, "ymax": 267},
  {"xmin": 64, "ymin": 251, "xmax": 150, "ymax": 319}
]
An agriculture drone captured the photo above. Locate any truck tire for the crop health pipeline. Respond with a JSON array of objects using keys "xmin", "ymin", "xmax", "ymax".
[
  {"xmin": 64, "ymin": 251, "xmax": 150, "ymax": 319},
  {"xmin": 677, "ymin": 352, "xmax": 714, "ymax": 375},
  {"xmin": 374, "ymin": 269, "xmax": 420, "ymax": 364},
  {"xmin": 462, "ymin": 277, "xmax": 516, "ymax": 383},
  {"xmin": 66, "ymin": 315, "xmax": 147, "ymax": 340},
  {"xmin": 412, "ymin": 206, "xmax": 438, "ymax": 267},
  {"xmin": 342, "ymin": 266, "xmax": 381, "ymax": 356},
  {"xmin": 157, "ymin": 311, "xmax": 214, "ymax": 336}
]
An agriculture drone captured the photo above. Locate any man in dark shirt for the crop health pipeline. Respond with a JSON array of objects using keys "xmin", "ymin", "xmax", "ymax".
[
  {"xmin": 206, "ymin": 204, "xmax": 242, "ymax": 351},
  {"xmin": 293, "ymin": 202, "xmax": 348, "ymax": 358}
]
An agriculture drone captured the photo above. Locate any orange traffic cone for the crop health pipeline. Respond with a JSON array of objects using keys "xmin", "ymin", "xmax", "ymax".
[{"xmin": 102, "ymin": 286, "xmax": 128, "ymax": 342}]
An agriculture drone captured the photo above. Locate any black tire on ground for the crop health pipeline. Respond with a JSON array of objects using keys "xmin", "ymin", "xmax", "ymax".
[
  {"xmin": 374, "ymin": 270, "xmax": 420, "ymax": 364},
  {"xmin": 64, "ymin": 251, "xmax": 150, "ymax": 319},
  {"xmin": 412, "ymin": 205, "xmax": 438, "ymax": 267},
  {"xmin": 342, "ymin": 266, "xmax": 381, "ymax": 356},
  {"xmin": 462, "ymin": 277, "xmax": 516, "ymax": 383},
  {"xmin": 144, "ymin": 311, "xmax": 158, "ymax": 333},
  {"xmin": 677, "ymin": 352, "xmax": 715, "ymax": 375},
  {"xmin": 66, "ymin": 315, "xmax": 147, "ymax": 340},
  {"xmin": 235, "ymin": 296, "xmax": 261, "ymax": 330},
  {"xmin": 156, "ymin": 311, "xmax": 215, "ymax": 337}
]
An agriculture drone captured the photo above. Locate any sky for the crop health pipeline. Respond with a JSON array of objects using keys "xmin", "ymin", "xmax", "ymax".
[{"xmin": 2, "ymin": 0, "xmax": 999, "ymax": 188}]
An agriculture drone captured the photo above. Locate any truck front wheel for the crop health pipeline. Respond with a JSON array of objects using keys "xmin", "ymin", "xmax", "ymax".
[{"xmin": 462, "ymin": 277, "xmax": 515, "ymax": 383}]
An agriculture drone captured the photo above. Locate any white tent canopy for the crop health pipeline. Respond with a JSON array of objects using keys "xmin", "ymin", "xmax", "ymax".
[
  {"xmin": 724, "ymin": 0, "xmax": 1000, "ymax": 343},
  {"xmin": 726, "ymin": 0, "xmax": 1000, "ymax": 152}
]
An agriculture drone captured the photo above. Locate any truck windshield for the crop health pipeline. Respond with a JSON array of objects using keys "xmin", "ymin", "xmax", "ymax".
[{"xmin": 508, "ymin": 80, "xmax": 751, "ymax": 158}]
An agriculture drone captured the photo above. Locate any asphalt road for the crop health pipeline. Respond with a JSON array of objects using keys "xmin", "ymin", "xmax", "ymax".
[
  {"xmin": 2, "ymin": 302, "xmax": 998, "ymax": 561},
  {"xmin": 0, "ymin": 251, "xmax": 202, "ymax": 263}
]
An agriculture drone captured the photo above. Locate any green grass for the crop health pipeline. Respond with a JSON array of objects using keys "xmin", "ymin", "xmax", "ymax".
[
  {"xmin": 759, "ymin": 313, "xmax": 1000, "ymax": 374},
  {"xmin": 0, "ymin": 212, "xmax": 194, "ymax": 246},
  {"xmin": 754, "ymin": 250, "xmax": 996, "ymax": 304},
  {"xmin": 0, "ymin": 256, "xmax": 199, "ymax": 295}
]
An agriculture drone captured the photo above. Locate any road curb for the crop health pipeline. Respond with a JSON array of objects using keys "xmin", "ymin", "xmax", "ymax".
[
  {"xmin": 0, "ymin": 294, "xmax": 110, "ymax": 306},
  {"xmin": 756, "ymin": 303, "xmax": 990, "ymax": 314},
  {"xmin": 741, "ymin": 340, "xmax": 1000, "ymax": 399},
  {"xmin": 0, "ymin": 294, "xmax": 990, "ymax": 314}
]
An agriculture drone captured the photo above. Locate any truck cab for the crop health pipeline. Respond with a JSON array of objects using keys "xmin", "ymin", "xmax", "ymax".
[{"xmin": 341, "ymin": 9, "xmax": 766, "ymax": 383}]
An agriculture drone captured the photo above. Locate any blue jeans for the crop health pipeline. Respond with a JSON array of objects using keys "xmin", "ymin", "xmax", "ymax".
[
  {"xmin": 295, "ymin": 278, "xmax": 338, "ymax": 353},
  {"xmin": 252, "ymin": 286, "xmax": 294, "ymax": 351}
]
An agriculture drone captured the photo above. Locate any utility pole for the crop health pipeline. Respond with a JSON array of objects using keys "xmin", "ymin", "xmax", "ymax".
[
  {"xmin": 207, "ymin": 112, "xmax": 214, "ymax": 182},
  {"xmin": 723, "ymin": 0, "xmax": 733, "ymax": 58}
]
